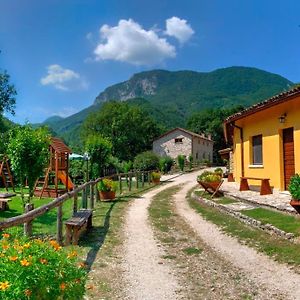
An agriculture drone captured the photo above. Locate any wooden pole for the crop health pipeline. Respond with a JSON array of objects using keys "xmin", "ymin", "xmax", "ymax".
[
  {"xmin": 73, "ymin": 189, "xmax": 78, "ymax": 214},
  {"xmin": 95, "ymin": 184, "xmax": 100, "ymax": 202},
  {"xmin": 119, "ymin": 174, "xmax": 122, "ymax": 194},
  {"xmin": 24, "ymin": 203, "xmax": 34, "ymax": 236},
  {"xmin": 55, "ymin": 151, "xmax": 59, "ymax": 198},
  {"xmin": 90, "ymin": 183, "xmax": 94, "ymax": 209},
  {"xmin": 148, "ymin": 171, "xmax": 151, "ymax": 185},
  {"xmin": 82, "ymin": 187, "xmax": 87, "ymax": 209},
  {"xmin": 129, "ymin": 173, "xmax": 132, "ymax": 191},
  {"xmin": 136, "ymin": 172, "xmax": 138, "ymax": 189},
  {"xmin": 57, "ymin": 204, "xmax": 63, "ymax": 245},
  {"xmin": 142, "ymin": 171, "xmax": 145, "ymax": 187}
]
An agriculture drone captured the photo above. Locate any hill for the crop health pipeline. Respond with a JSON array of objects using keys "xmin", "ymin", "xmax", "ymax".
[{"xmin": 40, "ymin": 66, "xmax": 293, "ymax": 147}]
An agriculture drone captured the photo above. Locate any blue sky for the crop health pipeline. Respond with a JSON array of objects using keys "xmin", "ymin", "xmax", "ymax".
[{"xmin": 1, "ymin": 0, "xmax": 300, "ymax": 123}]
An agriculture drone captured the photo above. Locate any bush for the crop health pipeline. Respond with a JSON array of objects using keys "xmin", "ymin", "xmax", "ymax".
[
  {"xmin": 0, "ymin": 234, "xmax": 86, "ymax": 299},
  {"xmin": 69, "ymin": 160, "xmax": 86, "ymax": 183},
  {"xmin": 188, "ymin": 154, "xmax": 193, "ymax": 170},
  {"xmin": 177, "ymin": 154, "xmax": 186, "ymax": 172},
  {"xmin": 214, "ymin": 167, "xmax": 223, "ymax": 176},
  {"xmin": 97, "ymin": 178, "xmax": 118, "ymax": 192},
  {"xmin": 133, "ymin": 151, "xmax": 159, "ymax": 171},
  {"xmin": 288, "ymin": 174, "xmax": 300, "ymax": 200},
  {"xmin": 159, "ymin": 156, "xmax": 173, "ymax": 173},
  {"xmin": 151, "ymin": 171, "xmax": 161, "ymax": 180},
  {"xmin": 197, "ymin": 171, "xmax": 221, "ymax": 183}
]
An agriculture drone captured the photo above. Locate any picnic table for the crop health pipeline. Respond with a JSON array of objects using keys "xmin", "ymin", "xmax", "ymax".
[{"xmin": 0, "ymin": 193, "xmax": 16, "ymax": 211}]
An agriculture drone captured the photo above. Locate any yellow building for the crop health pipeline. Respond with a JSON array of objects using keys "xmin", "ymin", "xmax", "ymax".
[{"xmin": 224, "ymin": 87, "xmax": 300, "ymax": 191}]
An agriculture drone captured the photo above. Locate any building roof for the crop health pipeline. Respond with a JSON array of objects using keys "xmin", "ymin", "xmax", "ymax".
[
  {"xmin": 154, "ymin": 127, "xmax": 213, "ymax": 142},
  {"xmin": 225, "ymin": 86, "xmax": 300, "ymax": 124},
  {"xmin": 50, "ymin": 137, "xmax": 72, "ymax": 154}
]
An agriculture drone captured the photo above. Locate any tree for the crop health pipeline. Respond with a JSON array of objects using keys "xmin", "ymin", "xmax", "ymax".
[
  {"xmin": 187, "ymin": 106, "xmax": 244, "ymax": 163},
  {"xmin": 0, "ymin": 70, "xmax": 16, "ymax": 115},
  {"xmin": 85, "ymin": 135, "xmax": 112, "ymax": 178},
  {"xmin": 7, "ymin": 126, "xmax": 50, "ymax": 204},
  {"xmin": 81, "ymin": 101, "xmax": 162, "ymax": 161}
]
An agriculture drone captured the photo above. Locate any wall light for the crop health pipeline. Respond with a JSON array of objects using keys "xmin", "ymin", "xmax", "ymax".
[{"xmin": 278, "ymin": 113, "xmax": 287, "ymax": 124}]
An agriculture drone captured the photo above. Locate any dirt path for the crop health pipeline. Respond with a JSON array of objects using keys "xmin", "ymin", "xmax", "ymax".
[
  {"xmin": 174, "ymin": 173, "xmax": 300, "ymax": 300},
  {"xmin": 121, "ymin": 179, "xmax": 182, "ymax": 300},
  {"xmin": 122, "ymin": 171, "xmax": 300, "ymax": 299}
]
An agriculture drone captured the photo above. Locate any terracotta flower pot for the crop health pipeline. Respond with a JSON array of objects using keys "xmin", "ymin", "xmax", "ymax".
[
  {"xmin": 198, "ymin": 181, "xmax": 221, "ymax": 191},
  {"xmin": 290, "ymin": 199, "xmax": 300, "ymax": 214},
  {"xmin": 152, "ymin": 178, "xmax": 160, "ymax": 184},
  {"xmin": 99, "ymin": 191, "xmax": 116, "ymax": 201}
]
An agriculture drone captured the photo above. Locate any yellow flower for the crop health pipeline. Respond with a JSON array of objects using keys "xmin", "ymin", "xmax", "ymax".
[
  {"xmin": 1, "ymin": 244, "xmax": 9, "ymax": 250},
  {"xmin": 34, "ymin": 238, "xmax": 43, "ymax": 244},
  {"xmin": 23, "ymin": 243, "xmax": 31, "ymax": 249},
  {"xmin": 20, "ymin": 259, "xmax": 31, "ymax": 267},
  {"xmin": 2, "ymin": 233, "xmax": 10, "ymax": 239},
  {"xmin": 8, "ymin": 256, "xmax": 18, "ymax": 261},
  {"xmin": 67, "ymin": 250, "xmax": 77, "ymax": 259},
  {"xmin": 0, "ymin": 281, "xmax": 10, "ymax": 291}
]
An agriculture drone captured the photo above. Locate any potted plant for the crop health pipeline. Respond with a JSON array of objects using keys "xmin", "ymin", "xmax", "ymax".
[
  {"xmin": 151, "ymin": 171, "xmax": 161, "ymax": 184},
  {"xmin": 98, "ymin": 178, "xmax": 118, "ymax": 201},
  {"xmin": 197, "ymin": 171, "xmax": 222, "ymax": 190},
  {"xmin": 288, "ymin": 174, "xmax": 300, "ymax": 213}
]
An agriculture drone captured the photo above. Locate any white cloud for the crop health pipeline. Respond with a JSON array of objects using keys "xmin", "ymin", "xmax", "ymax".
[
  {"xmin": 40, "ymin": 64, "xmax": 88, "ymax": 91},
  {"xmin": 94, "ymin": 19, "xmax": 176, "ymax": 66},
  {"xmin": 165, "ymin": 17, "xmax": 194, "ymax": 44}
]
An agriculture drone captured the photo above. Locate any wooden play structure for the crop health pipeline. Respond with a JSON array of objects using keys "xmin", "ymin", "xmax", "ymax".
[
  {"xmin": 0, "ymin": 156, "xmax": 15, "ymax": 191},
  {"xmin": 34, "ymin": 137, "xmax": 74, "ymax": 198}
]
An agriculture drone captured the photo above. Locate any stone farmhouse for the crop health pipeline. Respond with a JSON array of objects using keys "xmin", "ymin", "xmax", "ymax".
[{"xmin": 153, "ymin": 128, "xmax": 214, "ymax": 162}]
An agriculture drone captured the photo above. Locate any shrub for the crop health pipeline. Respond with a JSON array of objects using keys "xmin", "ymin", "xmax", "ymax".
[
  {"xmin": 214, "ymin": 167, "xmax": 223, "ymax": 176},
  {"xmin": 159, "ymin": 156, "xmax": 173, "ymax": 173},
  {"xmin": 151, "ymin": 171, "xmax": 161, "ymax": 180},
  {"xmin": 177, "ymin": 154, "xmax": 186, "ymax": 172},
  {"xmin": 288, "ymin": 174, "xmax": 300, "ymax": 200},
  {"xmin": 188, "ymin": 154, "xmax": 193, "ymax": 170},
  {"xmin": 69, "ymin": 160, "xmax": 86, "ymax": 183},
  {"xmin": 197, "ymin": 171, "xmax": 221, "ymax": 183},
  {"xmin": 0, "ymin": 234, "xmax": 86, "ymax": 299},
  {"xmin": 97, "ymin": 178, "xmax": 118, "ymax": 192},
  {"xmin": 133, "ymin": 151, "xmax": 159, "ymax": 171}
]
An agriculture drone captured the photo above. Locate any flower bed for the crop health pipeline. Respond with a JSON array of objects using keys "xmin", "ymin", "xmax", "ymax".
[{"xmin": 0, "ymin": 234, "xmax": 86, "ymax": 299}]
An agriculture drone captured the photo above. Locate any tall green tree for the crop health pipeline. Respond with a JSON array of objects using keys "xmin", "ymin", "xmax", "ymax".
[
  {"xmin": 7, "ymin": 126, "xmax": 50, "ymax": 204},
  {"xmin": 85, "ymin": 135, "xmax": 112, "ymax": 178},
  {"xmin": 82, "ymin": 101, "xmax": 162, "ymax": 161},
  {"xmin": 0, "ymin": 69, "xmax": 16, "ymax": 115},
  {"xmin": 187, "ymin": 106, "xmax": 244, "ymax": 163}
]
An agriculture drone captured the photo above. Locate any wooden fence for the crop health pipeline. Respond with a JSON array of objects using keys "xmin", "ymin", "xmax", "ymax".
[{"xmin": 0, "ymin": 170, "xmax": 155, "ymax": 244}]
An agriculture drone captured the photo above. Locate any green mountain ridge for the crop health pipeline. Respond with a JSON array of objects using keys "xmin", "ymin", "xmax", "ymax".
[{"xmin": 40, "ymin": 66, "xmax": 293, "ymax": 147}]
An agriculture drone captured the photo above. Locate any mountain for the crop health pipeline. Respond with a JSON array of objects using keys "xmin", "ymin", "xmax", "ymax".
[{"xmin": 40, "ymin": 66, "xmax": 293, "ymax": 147}]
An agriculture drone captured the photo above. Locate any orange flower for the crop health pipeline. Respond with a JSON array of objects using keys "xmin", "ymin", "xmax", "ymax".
[
  {"xmin": 24, "ymin": 289, "xmax": 32, "ymax": 296},
  {"xmin": 77, "ymin": 262, "xmax": 86, "ymax": 268},
  {"xmin": 49, "ymin": 240, "xmax": 61, "ymax": 251},
  {"xmin": 67, "ymin": 250, "xmax": 77, "ymax": 259},
  {"xmin": 8, "ymin": 256, "xmax": 18, "ymax": 261},
  {"xmin": 2, "ymin": 244, "xmax": 9, "ymax": 250},
  {"xmin": 40, "ymin": 258, "xmax": 48, "ymax": 265},
  {"xmin": 60, "ymin": 283, "xmax": 66, "ymax": 290},
  {"xmin": 2, "ymin": 233, "xmax": 10, "ymax": 239},
  {"xmin": 20, "ymin": 259, "xmax": 31, "ymax": 267},
  {"xmin": 0, "ymin": 281, "xmax": 10, "ymax": 291}
]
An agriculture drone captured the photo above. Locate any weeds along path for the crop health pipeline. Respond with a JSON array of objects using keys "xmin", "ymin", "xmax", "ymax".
[
  {"xmin": 174, "ymin": 177, "xmax": 300, "ymax": 300},
  {"xmin": 121, "ymin": 174, "xmax": 189, "ymax": 300}
]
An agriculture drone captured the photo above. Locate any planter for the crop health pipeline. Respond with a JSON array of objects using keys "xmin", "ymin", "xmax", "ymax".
[
  {"xmin": 227, "ymin": 173, "xmax": 235, "ymax": 182},
  {"xmin": 152, "ymin": 178, "xmax": 160, "ymax": 184},
  {"xmin": 198, "ymin": 181, "xmax": 221, "ymax": 191},
  {"xmin": 290, "ymin": 200, "xmax": 300, "ymax": 214},
  {"xmin": 99, "ymin": 191, "xmax": 116, "ymax": 201}
]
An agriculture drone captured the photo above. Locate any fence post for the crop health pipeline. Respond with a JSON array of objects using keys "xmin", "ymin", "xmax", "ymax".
[
  {"xmin": 148, "ymin": 171, "xmax": 151, "ymax": 184},
  {"xmin": 95, "ymin": 183, "xmax": 100, "ymax": 202},
  {"xmin": 57, "ymin": 204, "xmax": 63, "ymax": 245},
  {"xmin": 129, "ymin": 173, "xmax": 132, "ymax": 191},
  {"xmin": 90, "ymin": 183, "xmax": 94, "ymax": 209},
  {"xmin": 119, "ymin": 174, "xmax": 122, "ymax": 194},
  {"xmin": 82, "ymin": 187, "xmax": 87, "ymax": 209},
  {"xmin": 142, "ymin": 171, "xmax": 145, "ymax": 187},
  {"xmin": 136, "ymin": 172, "xmax": 138, "ymax": 189},
  {"xmin": 73, "ymin": 188, "xmax": 78, "ymax": 214},
  {"xmin": 24, "ymin": 203, "xmax": 34, "ymax": 236}
]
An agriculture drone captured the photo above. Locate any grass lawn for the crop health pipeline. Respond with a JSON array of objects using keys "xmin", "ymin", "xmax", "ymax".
[
  {"xmin": 194, "ymin": 190, "xmax": 238, "ymax": 205},
  {"xmin": 241, "ymin": 208, "xmax": 300, "ymax": 236},
  {"xmin": 188, "ymin": 189, "xmax": 300, "ymax": 269}
]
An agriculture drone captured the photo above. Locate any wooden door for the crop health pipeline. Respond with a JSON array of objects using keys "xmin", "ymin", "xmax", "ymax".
[{"xmin": 283, "ymin": 127, "xmax": 295, "ymax": 190}]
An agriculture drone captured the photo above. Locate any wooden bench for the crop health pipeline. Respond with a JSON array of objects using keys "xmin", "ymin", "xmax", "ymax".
[
  {"xmin": 65, "ymin": 209, "xmax": 93, "ymax": 245},
  {"xmin": 239, "ymin": 177, "xmax": 272, "ymax": 195},
  {"xmin": 0, "ymin": 198, "xmax": 11, "ymax": 211}
]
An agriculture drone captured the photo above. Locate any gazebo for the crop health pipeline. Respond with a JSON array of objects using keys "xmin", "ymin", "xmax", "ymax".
[{"xmin": 34, "ymin": 137, "xmax": 74, "ymax": 198}]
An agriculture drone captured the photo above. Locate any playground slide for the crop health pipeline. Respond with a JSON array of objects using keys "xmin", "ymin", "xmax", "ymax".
[{"xmin": 57, "ymin": 171, "xmax": 74, "ymax": 190}]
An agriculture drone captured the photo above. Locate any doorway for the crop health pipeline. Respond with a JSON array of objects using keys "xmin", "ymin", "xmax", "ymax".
[{"xmin": 283, "ymin": 127, "xmax": 295, "ymax": 190}]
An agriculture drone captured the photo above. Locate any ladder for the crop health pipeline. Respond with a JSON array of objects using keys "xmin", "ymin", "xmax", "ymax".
[
  {"xmin": 34, "ymin": 167, "xmax": 51, "ymax": 199},
  {"xmin": 0, "ymin": 157, "xmax": 15, "ymax": 191}
]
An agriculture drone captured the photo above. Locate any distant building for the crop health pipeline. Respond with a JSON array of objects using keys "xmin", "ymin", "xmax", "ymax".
[
  {"xmin": 224, "ymin": 87, "xmax": 300, "ymax": 191},
  {"xmin": 153, "ymin": 127, "xmax": 213, "ymax": 162}
]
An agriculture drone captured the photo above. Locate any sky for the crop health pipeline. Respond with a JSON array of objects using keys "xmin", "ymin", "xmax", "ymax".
[{"xmin": 1, "ymin": 0, "xmax": 300, "ymax": 124}]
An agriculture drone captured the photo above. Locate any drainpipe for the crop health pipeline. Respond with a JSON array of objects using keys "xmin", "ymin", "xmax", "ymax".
[{"xmin": 231, "ymin": 123, "xmax": 244, "ymax": 177}]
